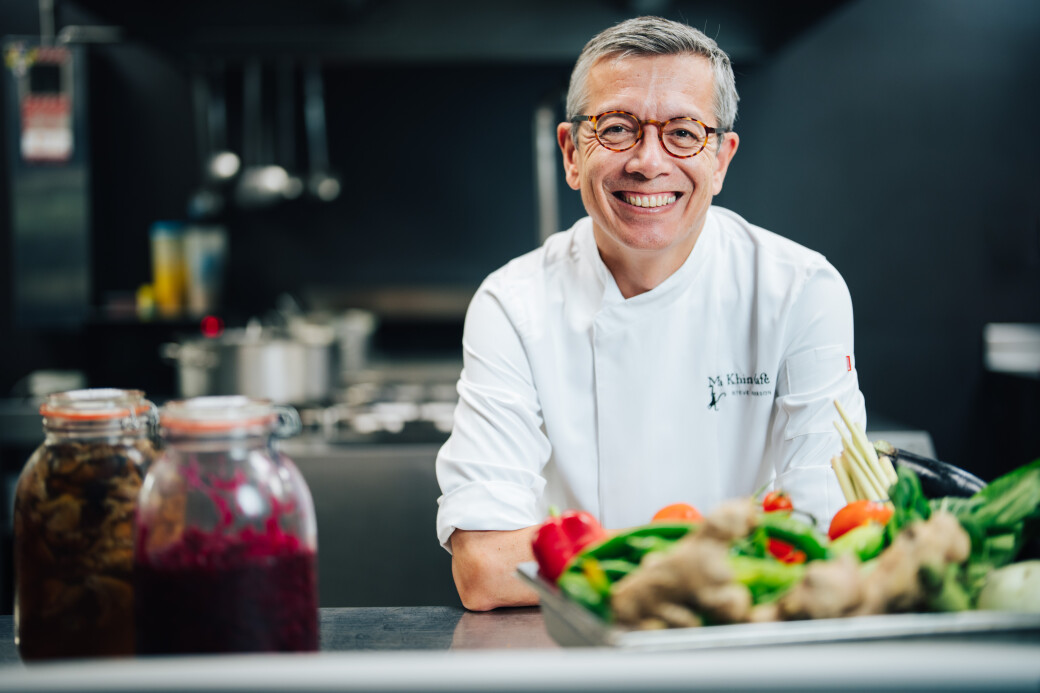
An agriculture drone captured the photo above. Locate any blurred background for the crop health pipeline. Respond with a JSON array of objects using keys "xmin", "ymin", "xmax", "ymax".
[{"xmin": 1, "ymin": 0, "xmax": 1038, "ymax": 611}]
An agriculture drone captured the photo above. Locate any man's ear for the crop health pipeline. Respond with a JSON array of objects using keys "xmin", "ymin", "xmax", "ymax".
[
  {"xmin": 712, "ymin": 131, "xmax": 739, "ymax": 195},
  {"xmin": 558, "ymin": 122, "xmax": 581, "ymax": 191}
]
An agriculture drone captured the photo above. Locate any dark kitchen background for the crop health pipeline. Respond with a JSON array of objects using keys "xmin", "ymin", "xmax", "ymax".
[{"xmin": 1, "ymin": 0, "xmax": 1038, "ymax": 613}]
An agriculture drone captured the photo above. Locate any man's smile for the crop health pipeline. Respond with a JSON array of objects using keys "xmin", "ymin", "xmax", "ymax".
[{"xmin": 614, "ymin": 191, "xmax": 682, "ymax": 209}]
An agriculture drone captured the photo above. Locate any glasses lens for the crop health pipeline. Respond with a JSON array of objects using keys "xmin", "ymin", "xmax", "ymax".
[
  {"xmin": 595, "ymin": 112, "xmax": 640, "ymax": 150},
  {"xmin": 662, "ymin": 118, "xmax": 708, "ymax": 156}
]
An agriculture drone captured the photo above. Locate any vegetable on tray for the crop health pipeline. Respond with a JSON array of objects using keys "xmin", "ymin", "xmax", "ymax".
[
  {"xmin": 532, "ymin": 419, "xmax": 1040, "ymax": 630},
  {"xmin": 976, "ymin": 561, "xmax": 1040, "ymax": 612},
  {"xmin": 651, "ymin": 502, "xmax": 703, "ymax": 523},
  {"xmin": 762, "ymin": 490, "xmax": 794, "ymax": 513},
  {"xmin": 830, "ymin": 399, "xmax": 897, "ymax": 503},
  {"xmin": 531, "ymin": 509, "xmax": 608, "ymax": 582},
  {"xmin": 828, "ymin": 499, "xmax": 893, "ymax": 540}
]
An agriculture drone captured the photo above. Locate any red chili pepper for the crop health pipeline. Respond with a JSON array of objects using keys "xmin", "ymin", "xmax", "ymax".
[
  {"xmin": 531, "ymin": 509, "xmax": 608, "ymax": 582},
  {"xmin": 767, "ymin": 538, "xmax": 807, "ymax": 564}
]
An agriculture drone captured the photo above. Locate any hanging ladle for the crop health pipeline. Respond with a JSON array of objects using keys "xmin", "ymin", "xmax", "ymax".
[
  {"xmin": 275, "ymin": 57, "xmax": 304, "ymax": 201},
  {"xmin": 188, "ymin": 61, "xmax": 239, "ymax": 219},
  {"xmin": 303, "ymin": 59, "xmax": 341, "ymax": 202},
  {"xmin": 235, "ymin": 58, "xmax": 293, "ymax": 210}
]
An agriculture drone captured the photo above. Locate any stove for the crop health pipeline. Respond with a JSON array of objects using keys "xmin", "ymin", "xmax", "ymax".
[{"xmin": 295, "ymin": 361, "xmax": 461, "ymax": 445}]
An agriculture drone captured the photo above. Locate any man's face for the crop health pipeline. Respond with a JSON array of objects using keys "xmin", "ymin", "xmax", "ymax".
[{"xmin": 558, "ymin": 54, "xmax": 739, "ymax": 262}]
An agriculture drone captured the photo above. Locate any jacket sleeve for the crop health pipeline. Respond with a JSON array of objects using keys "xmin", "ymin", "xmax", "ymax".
[
  {"xmin": 768, "ymin": 259, "xmax": 866, "ymax": 526},
  {"xmin": 435, "ymin": 279, "xmax": 551, "ymax": 552}
]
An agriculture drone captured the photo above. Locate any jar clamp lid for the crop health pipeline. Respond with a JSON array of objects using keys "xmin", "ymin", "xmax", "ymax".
[
  {"xmin": 160, "ymin": 395, "xmax": 301, "ymax": 437},
  {"xmin": 40, "ymin": 388, "xmax": 158, "ymax": 433}
]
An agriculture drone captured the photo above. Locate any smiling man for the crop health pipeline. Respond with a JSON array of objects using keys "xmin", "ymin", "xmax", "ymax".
[{"xmin": 436, "ymin": 16, "xmax": 867, "ymax": 611}]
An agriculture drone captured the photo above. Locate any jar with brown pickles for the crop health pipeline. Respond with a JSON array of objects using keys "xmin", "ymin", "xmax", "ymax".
[{"xmin": 13, "ymin": 389, "xmax": 159, "ymax": 661}]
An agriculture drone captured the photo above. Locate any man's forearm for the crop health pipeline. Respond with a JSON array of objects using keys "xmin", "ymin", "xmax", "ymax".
[{"xmin": 449, "ymin": 527, "xmax": 541, "ymax": 611}]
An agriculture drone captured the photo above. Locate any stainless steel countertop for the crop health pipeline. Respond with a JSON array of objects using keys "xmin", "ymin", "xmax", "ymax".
[
  {"xmin": 1, "ymin": 608, "xmax": 1039, "ymax": 692},
  {"xmin": 0, "ymin": 607, "xmax": 555, "ymax": 665}
]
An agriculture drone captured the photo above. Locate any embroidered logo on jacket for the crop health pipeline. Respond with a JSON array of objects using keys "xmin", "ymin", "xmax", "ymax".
[{"xmin": 707, "ymin": 372, "xmax": 773, "ymax": 410}]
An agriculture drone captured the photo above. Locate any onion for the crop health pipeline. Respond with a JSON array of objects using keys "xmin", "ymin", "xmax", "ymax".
[{"xmin": 977, "ymin": 560, "xmax": 1040, "ymax": 612}]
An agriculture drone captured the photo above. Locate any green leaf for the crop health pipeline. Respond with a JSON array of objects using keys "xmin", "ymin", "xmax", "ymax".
[
  {"xmin": 969, "ymin": 459, "xmax": 1040, "ymax": 530},
  {"xmin": 942, "ymin": 458, "xmax": 1040, "ymax": 574},
  {"xmin": 886, "ymin": 466, "xmax": 931, "ymax": 543}
]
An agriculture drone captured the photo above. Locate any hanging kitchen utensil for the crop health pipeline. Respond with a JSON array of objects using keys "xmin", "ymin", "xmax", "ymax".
[
  {"xmin": 275, "ymin": 57, "xmax": 304, "ymax": 201},
  {"xmin": 189, "ymin": 62, "xmax": 242, "ymax": 219},
  {"xmin": 303, "ymin": 59, "xmax": 341, "ymax": 202},
  {"xmin": 205, "ymin": 60, "xmax": 240, "ymax": 185},
  {"xmin": 188, "ymin": 64, "xmax": 224, "ymax": 219},
  {"xmin": 235, "ymin": 59, "xmax": 292, "ymax": 210}
]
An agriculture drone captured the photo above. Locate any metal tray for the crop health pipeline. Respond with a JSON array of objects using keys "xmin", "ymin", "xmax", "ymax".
[{"xmin": 517, "ymin": 562, "xmax": 1040, "ymax": 650}]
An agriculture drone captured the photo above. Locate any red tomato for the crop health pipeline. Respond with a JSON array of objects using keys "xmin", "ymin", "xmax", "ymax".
[
  {"xmin": 652, "ymin": 502, "xmax": 703, "ymax": 523},
  {"xmin": 767, "ymin": 538, "xmax": 807, "ymax": 564},
  {"xmin": 828, "ymin": 500, "xmax": 894, "ymax": 540},
  {"xmin": 762, "ymin": 490, "xmax": 794, "ymax": 513}
]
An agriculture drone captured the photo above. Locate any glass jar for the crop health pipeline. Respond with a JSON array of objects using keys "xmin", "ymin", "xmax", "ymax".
[
  {"xmin": 13, "ymin": 388, "xmax": 159, "ymax": 661},
  {"xmin": 134, "ymin": 396, "xmax": 318, "ymax": 654}
]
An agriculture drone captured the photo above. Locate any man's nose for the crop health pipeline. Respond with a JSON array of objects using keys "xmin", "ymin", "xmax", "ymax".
[{"xmin": 624, "ymin": 125, "xmax": 670, "ymax": 177}]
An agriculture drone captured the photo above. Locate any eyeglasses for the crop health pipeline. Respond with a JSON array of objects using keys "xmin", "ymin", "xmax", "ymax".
[{"xmin": 571, "ymin": 110, "xmax": 729, "ymax": 159}]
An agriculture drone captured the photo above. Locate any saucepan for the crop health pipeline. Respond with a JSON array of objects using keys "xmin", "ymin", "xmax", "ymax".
[{"xmin": 162, "ymin": 320, "xmax": 336, "ymax": 404}]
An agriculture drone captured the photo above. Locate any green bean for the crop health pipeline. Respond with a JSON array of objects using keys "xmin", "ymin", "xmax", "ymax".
[
  {"xmin": 579, "ymin": 522, "xmax": 695, "ymax": 563},
  {"xmin": 755, "ymin": 512, "xmax": 830, "ymax": 561}
]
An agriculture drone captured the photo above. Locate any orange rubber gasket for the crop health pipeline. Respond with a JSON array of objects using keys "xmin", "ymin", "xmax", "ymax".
[
  {"xmin": 39, "ymin": 404, "xmax": 153, "ymax": 421},
  {"xmin": 160, "ymin": 414, "xmax": 277, "ymax": 434}
]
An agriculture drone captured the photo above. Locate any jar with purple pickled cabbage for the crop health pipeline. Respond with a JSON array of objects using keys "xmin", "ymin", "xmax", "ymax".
[
  {"xmin": 14, "ymin": 388, "xmax": 159, "ymax": 661},
  {"xmin": 134, "ymin": 396, "xmax": 318, "ymax": 654}
]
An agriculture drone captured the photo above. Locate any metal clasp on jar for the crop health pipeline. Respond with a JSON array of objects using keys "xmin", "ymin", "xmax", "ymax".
[
  {"xmin": 123, "ymin": 399, "xmax": 161, "ymax": 442},
  {"xmin": 272, "ymin": 405, "xmax": 302, "ymax": 439}
]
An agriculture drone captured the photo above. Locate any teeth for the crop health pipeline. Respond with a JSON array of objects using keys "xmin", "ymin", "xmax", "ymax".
[{"xmin": 624, "ymin": 193, "xmax": 677, "ymax": 208}]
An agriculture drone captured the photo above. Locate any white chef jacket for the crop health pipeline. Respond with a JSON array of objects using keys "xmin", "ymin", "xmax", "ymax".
[{"xmin": 436, "ymin": 206, "xmax": 865, "ymax": 550}]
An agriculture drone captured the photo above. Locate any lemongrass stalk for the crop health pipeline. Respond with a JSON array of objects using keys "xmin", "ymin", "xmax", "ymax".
[
  {"xmin": 831, "ymin": 453, "xmax": 857, "ymax": 503},
  {"xmin": 843, "ymin": 449, "xmax": 885, "ymax": 501},
  {"xmin": 878, "ymin": 454, "xmax": 898, "ymax": 487},
  {"xmin": 833, "ymin": 422, "xmax": 889, "ymax": 499},
  {"xmin": 841, "ymin": 450, "xmax": 868, "ymax": 500},
  {"xmin": 835, "ymin": 401, "xmax": 879, "ymax": 471},
  {"xmin": 842, "ymin": 454, "xmax": 864, "ymax": 501},
  {"xmin": 853, "ymin": 421, "xmax": 884, "ymax": 471}
]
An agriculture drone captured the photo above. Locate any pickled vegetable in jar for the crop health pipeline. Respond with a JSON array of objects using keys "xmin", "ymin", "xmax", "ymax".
[
  {"xmin": 134, "ymin": 396, "xmax": 318, "ymax": 654},
  {"xmin": 13, "ymin": 388, "xmax": 159, "ymax": 661}
]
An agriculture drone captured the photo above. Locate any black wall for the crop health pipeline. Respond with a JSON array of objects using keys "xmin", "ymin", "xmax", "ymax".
[
  {"xmin": 0, "ymin": 1, "xmax": 582, "ymax": 391},
  {"xmin": 716, "ymin": 0, "xmax": 1040, "ymax": 478},
  {"xmin": 219, "ymin": 61, "xmax": 576, "ymax": 316},
  {"xmin": 3, "ymin": 0, "xmax": 1039, "ymax": 479}
]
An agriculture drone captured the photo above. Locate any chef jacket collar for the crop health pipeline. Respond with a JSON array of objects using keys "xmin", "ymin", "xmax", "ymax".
[{"xmin": 582, "ymin": 208, "xmax": 719, "ymax": 311}]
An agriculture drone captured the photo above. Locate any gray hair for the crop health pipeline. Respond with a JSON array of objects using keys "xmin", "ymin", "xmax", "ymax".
[{"xmin": 566, "ymin": 16, "xmax": 739, "ymax": 133}]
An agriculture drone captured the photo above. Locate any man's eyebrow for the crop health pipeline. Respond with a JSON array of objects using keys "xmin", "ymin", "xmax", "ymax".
[
  {"xmin": 669, "ymin": 110, "xmax": 708, "ymax": 122},
  {"xmin": 608, "ymin": 108, "xmax": 710, "ymax": 121},
  {"xmin": 585, "ymin": 106, "xmax": 714, "ymax": 125}
]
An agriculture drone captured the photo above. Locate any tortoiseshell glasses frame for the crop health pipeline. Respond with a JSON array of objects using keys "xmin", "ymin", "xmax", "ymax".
[{"xmin": 570, "ymin": 110, "xmax": 729, "ymax": 159}]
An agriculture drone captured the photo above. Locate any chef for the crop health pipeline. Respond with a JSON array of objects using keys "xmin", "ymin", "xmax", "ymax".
[{"xmin": 436, "ymin": 15, "xmax": 866, "ymax": 611}]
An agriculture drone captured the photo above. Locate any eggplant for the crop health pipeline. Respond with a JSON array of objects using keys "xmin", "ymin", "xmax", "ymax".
[{"xmin": 873, "ymin": 440, "xmax": 986, "ymax": 499}]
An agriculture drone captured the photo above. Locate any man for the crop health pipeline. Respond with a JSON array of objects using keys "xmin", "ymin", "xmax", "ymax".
[{"xmin": 436, "ymin": 16, "xmax": 866, "ymax": 611}]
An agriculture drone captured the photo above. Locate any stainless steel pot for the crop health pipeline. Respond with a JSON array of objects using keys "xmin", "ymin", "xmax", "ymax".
[{"xmin": 162, "ymin": 324, "xmax": 336, "ymax": 404}]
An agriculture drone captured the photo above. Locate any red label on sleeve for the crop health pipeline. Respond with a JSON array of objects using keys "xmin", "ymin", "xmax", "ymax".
[{"xmin": 846, "ymin": 355, "xmax": 852, "ymax": 371}]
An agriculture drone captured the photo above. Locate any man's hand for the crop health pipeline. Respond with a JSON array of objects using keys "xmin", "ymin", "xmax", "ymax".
[{"xmin": 449, "ymin": 527, "xmax": 541, "ymax": 611}]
